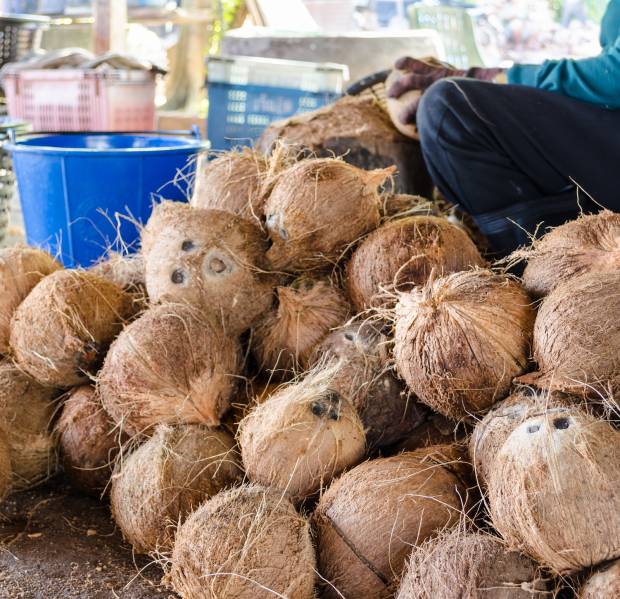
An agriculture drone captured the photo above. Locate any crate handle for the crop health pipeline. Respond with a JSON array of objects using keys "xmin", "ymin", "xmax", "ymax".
[{"xmin": 9, "ymin": 129, "xmax": 203, "ymax": 139}]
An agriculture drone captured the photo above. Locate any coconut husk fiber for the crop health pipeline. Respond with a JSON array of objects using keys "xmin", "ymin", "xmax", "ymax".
[
  {"xmin": 257, "ymin": 95, "xmax": 432, "ymax": 197},
  {"xmin": 397, "ymin": 527, "xmax": 548, "ymax": 599},
  {"xmin": 346, "ymin": 215, "xmax": 485, "ymax": 311},
  {"xmin": 167, "ymin": 484, "xmax": 316, "ymax": 599},
  {"xmin": 487, "ymin": 408, "xmax": 620, "ymax": 573},
  {"xmin": 98, "ymin": 302, "xmax": 241, "ymax": 437},
  {"xmin": 110, "ymin": 423, "xmax": 241, "ymax": 555},
  {"xmin": 238, "ymin": 363, "xmax": 366, "ymax": 503},
  {"xmin": 313, "ymin": 445, "xmax": 471, "ymax": 599},
  {"xmin": 580, "ymin": 559, "xmax": 620, "ymax": 599},
  {"xmin": 0, "ymin": 246, "xmax": 62, "ymax": 355},
  {"xmin": 89, "ymin": 251, "xmax": 146, "ymax": 295},
  {"xmin": 394, "ymin": 269, "xmax": 535, "ymax": 421}
]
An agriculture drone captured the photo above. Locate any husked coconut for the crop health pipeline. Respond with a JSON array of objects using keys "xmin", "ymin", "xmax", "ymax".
[
  {"xmin": 111, "ymin": 424, "xmax": 241, "ymax": 554},
  {"xmin": 263, "ymin": 158, "xmax": 391, "ymax": 271},
  {"xmin": 238, "ymin": 364, "xmax": 366, "ymax": 502},
  {"xmin": 314, "ymin": 445, "xmax": 469, "ymax": 599},
  {"xmin": 0, "ymin": 246, "xmax": 62, "ymax": 354},
  {"xmin": 580, "ymin": 559, "xmax": 620, "ymax": 599},
  {"xmin": 167, "ymin": 484, "xmax": 316, "ymax": 599},
  {"xmin": 10, "ymin": 270, "xmax": 133, "ymax": 387},
  {"xmin": 142, "ymin": 201, "xmax": 276, "ymax": 335},
  {"xmin": 488, "ymin": 409, "xmax": 620, "ymax": 573},
  {"xmin": 394, "ymin": 270, "xmax": 535, "ymax": 420},
  {"xmin": 346, "ymin": 215, "xmax": 485, "ymax": 311},
  {"xmin": 98, "ymin": 302, "xmax": 241, "ymax": 437},
  {"xmin": 0, "ymin": 430, "xmax": 11, "ymax": 500},
  {"xmin": 89, "ymin": 252, "xmax": 145, "ymax": 294}
]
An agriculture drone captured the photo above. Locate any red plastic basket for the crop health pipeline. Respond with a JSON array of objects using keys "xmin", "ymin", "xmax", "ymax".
[{"xmin": 2, "ymin": 69, "xmax": 156, "ymax": 131}]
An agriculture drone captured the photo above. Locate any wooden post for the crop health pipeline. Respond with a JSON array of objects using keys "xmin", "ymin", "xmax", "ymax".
[{"xmin": 93, "ymin": 0, "xmax": 127, "ymax": 55}]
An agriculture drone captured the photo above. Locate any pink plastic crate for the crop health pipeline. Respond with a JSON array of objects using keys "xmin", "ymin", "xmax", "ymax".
[{"xmin": 2, "ymin": 69, "xmax": 156, "ymax": 131}]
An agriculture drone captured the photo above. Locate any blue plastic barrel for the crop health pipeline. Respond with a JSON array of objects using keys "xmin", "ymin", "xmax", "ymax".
[{"xmin": 8, "ymin": 132, "xmax": 206, "ymax": 267}]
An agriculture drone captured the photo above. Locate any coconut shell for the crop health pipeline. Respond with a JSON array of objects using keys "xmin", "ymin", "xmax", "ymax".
[
  {"xmin": 238, "ymin": 364, "xmax": 366, "ymax": 503},
  {"xmin": 346, "ymin": 215, "xmax": 485, "ymax": 311},
  {"xmin": 142, "ymin": 201, "xmax": 276, "ymax": 335},
  {"xmin": 10, "ymin": 270, "xmax": 133, "ymax": 388},
  {"xmin": 263, "ymin": 158, "xmax": 390, "ymax": 271},
  {"xmin": 0, "ymin": 360, "xmax": 57, "ymax": 490},
  {"xmin": 167, "ymin": 484, "xmax": 316, "ymax": 599},
  {"xmin": 251, "ymin": 276, "xmax": 350, "ymax": 377},
  {"xmin": 394, "ymin": 270, "xmax": 535, "ymax": 420},
  {"xmin": 487, "ymin": 409, "xmax": 620, "ymax": 573},
  {"xmin": 0, "ymin": 246, "xmax": 62, "ymax": 355},
  {"xmin": 0, "ymin": 429, "xmax": 11, "ymax": 500},
  {"xmin": 397, "ymin": 528, "xmax": 547, "ymax": 599},
  {"xmin": 89, "ymin": 252, "xmax": 146, "ymax": 294},
  {"xmin": 111, "ymin": 423, "xmax": 241, "ymax": 554},
  {"xmin": 98, "ymin": 302, "xmax": 241, "ymax": 437},
  {"xmin": 314, "ymin": 446, "xmax": 470, "ymax": 599},
  {"xmin": 580, "ymin": 559, "xmax": 620, "ymax": 599},
  {"xmin": 522, "ymin": 211, "xmax": 620, "ymax": 298},
  {"xmin": 385, "ymin": 68, "xmax": 422, "ymax": 140}
]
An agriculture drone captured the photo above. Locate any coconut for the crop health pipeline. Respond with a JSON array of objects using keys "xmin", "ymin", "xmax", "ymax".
[
  {"xmin": 487, "ymin": 409, "xmax": 620, "ymax": 573},
  {"xmin": 314, "ymin": 445, "xmax": 469, "ymax": 599},
  {"xmin": 394, "ymin": 269, "xmax": 535, "ymax": 420},
  {"xmin": 0, "ymin": 246, "xmax": 62, "ymax": 355},
  {"xmin": 98, "ymin": 302, "xmax": 241, "ymax": 437},
  {"xmin": 89, "ymin": 251, "xmax": 145, "ymax": 294},
  {"xmin": 0, "ymin": 430, "xmax": 11, "ymax": 500},
  {"xmin": 167, "ymin": 484, "xmax": 316, "ymax": 599},
  {"xmin": 522, "ymin": 211, "xmax": 620, "ymax": 298},
  {"xmin": 238, "ymin": 364, "xmax": 366, "ymax": 503},
  {"xmin": 263, "ymin": 158, "xmax": 391, "ymax": 271},
  {"xmin": 56, "ymin": 385, "xmax": 126, "ymax": 495},
  {"xmin": 385, "ymin": 68, "xmax": 422, "ymax": 140},
  {"xmin": 0, "ymin": 360, "xmax": 57, "ymax": 490},
  {"xmin": 393, "ymin": 413, "xmax": 467, "ymax": 454},
  {"xmin": 397, "ymin": 528, "xmax": 547, "ymax": 599},
  {"xmin": 581, "ymin": 559, "xmax": 620, "ymax": 599},
  {"xmin": 251, "ymin": 276, "xmax": 350, "ymax": 377},
  {"xmin": 10, "ymin": 270, "xmax": 133, "ymax": 388},
  {"xmin": 141, "ymin": 201, "xmax": 276, "ymax": 335},
  {"xmin": 346, "ymin": 215, "xmax": 485, "ymax": 311}
]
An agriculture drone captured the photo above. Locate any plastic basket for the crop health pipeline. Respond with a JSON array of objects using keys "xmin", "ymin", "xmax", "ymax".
[
  {"xmin": 2, "ymin": 69, "xmax": 157, "ymax": 132},
  {"xmin": 0, "ymin": 14, "xmax": 49, "ymax": 68}
]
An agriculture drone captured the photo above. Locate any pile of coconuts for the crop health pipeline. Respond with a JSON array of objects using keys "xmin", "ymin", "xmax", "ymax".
[{"xmin": 1, "ymin": 141, "xmax": 619, "ymax": 599}]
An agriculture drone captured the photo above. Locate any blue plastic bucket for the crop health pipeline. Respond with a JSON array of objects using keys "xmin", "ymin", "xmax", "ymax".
[{"xmin": 8, "ymin": 132, "xmax": 206, "ymax": 267}]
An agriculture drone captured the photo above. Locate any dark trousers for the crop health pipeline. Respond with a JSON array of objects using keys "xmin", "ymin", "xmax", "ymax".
[{"xmin": 416, "ymin": 78, "xmax": 620, "ymax": 255}]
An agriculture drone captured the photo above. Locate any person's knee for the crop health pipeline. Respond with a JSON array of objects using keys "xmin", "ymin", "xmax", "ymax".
[{"xmin": 417, "ymin": 78, "xmax": 466, "ymax": 142}]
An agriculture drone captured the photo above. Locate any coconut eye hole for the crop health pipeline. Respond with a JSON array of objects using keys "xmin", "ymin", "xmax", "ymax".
[
  {"xmin": 527, "ymin": 423, "xmax": 540, "ymax": 434},
  {"xmin": 310, "ymin": 390, "xmax": 341, "ymax": 421},
  {"xmin": 553, "ymin": 417, "xmax": 570, "ymax": 430},
  {"xmin": 344, "ymin": 332, "xmax": 355, "ymax": 342},
  {"xmin": 181, "ymin": 239, "xmax": 196, "ymax": 252},
  {"xmin": 171, "ymin": 269, "xmax": 186, "ymax": 284},
  {"xmin": 209, "ymin": 258, "xmax": 226, "ymax": 274},
  {"xmin": 203, "ymin": 250, "xmax": 234, "ymax": 277}
]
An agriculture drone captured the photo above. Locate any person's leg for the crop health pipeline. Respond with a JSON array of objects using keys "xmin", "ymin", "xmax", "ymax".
[{"xmin": 416, "ymin": 78, "xmax": 620, "ymax": 255}]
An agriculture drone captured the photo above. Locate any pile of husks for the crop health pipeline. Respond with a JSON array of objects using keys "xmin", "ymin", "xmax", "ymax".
[{"xmin": 1, "ymin": 142, "xmax": 619, "ymax": 599}]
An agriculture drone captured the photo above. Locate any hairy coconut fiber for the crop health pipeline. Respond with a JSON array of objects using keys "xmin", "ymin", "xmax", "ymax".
[
  {"xmin": 167, "ymin": 484, "xmax": 316, "ymax": 599},
  {"xmin": 394, "ymin": 270, "xmax": 535, "ymax": 420},
  {"xmin": 142, "ymin": 201, "xmax": 276, "ymax": 335},
  {"xmin": 314, "ymin": 445, "xmax": 469, "ymax": 599},
  {"xmin": 469, "ymin": 388, "xmax": 575, "ymax": 488},
  {"xmin": 522, "ymin": 211, "xmax": 620, "ymax": 298},
  {"xmin": 264, "ymin": 158, "xmax": 391, "ymax": 271},
  {"xmin": 520, "ymin": 271, "xmax": 620, "ymax": 397},
  {"xmin": 397, "ymin": 528, "xmax": 547, "ymax": 599},
  {"xmin": 380, "ymin": 193, "xmax": 435, "ymax": 220},
  {"xmin": 487, "ymin": 409, "xmax": 620, "ymax": 573},
  {"xmin": 111, "ymin": 424, "xmax": 241, "ymax": 554},
  {"xmin": 0, "ymin": 246, "xmax": 61, "ymax": 355},
  {"xmin": 238, "ymin": 364, "xmax": 366, "ymax": 502},
  {"xmin": 98, "ymin": 302, "xmax": 241, "ymax": 437},
  {"xmin": 0, "ymin": 360, "xmax": 57, "ymax": 490},
  {"xmin": 309, "ymin": 322, "xmax": 428, "ymax": 450},
  {"xmin": 346, "ymin": 215, "xmax": 485, "ymax": 311},
  {"xmin": 56, "ymin": 385, "xmax": 126, "ymax": 495},
  {"xmin": 90, "ymin": 252, "xmax": 145, "ymax": 294},
  {"xmin": 580, "ymin": 559, "xmax": 620, "ymax": 599},
  {"xmin": 0, "ymin": 429, "xmax": 11, "ymax": 499},
  {"xmin": 251, "ymin": 276, "xmax": 350, "ymax": 377},
  {"xmin": 10, "ymin": 270, "xmax": 133, "ymax": 388}
]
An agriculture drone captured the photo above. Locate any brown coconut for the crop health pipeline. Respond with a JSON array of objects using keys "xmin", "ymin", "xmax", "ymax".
[
  {"xmin": 141, "ymin": 201, "xmax": 276, "ymax": 335},
  {"xmin": 488, "ymin": 409, "xmax": 620, "ymax": 573},
  {"xmin": 98, "ymin": 302, "xmax": 241, "ymax": 437},
  {"xmin": 251, "ymin": 276, "xmax": 350, "ymax": 377},
  {"xmin": 238, "ymin": 364, "xmax": 366, "ymax": 503},
  {"xmin": 397, "ymin": 528, "xmax": 547, "ymax": 599},
  {"xmin": 580, "ymin": 559, "xmax": 620, "ymax": 599},
  {"xmin": 10, "ymin": 270, "xmax": 133, "ymax": 388},
  {"xmin": 394, "ymin": 269, "xmax": 535, "ymax": 420},
  {"xmin": 89, "ymin": 251, "xmax": 145, "ymax": 294},
  {"xmin": 314, "ymin": 445, "xmax": 470, "ymax": 599},
  {"xmin": 0, "ymin": 246, "xmax": 62, "ymax": 355},
  {"xmin": 55, "ymin": 385, "xmax": 126, "ymax": 495},
  {"xmin": 0, "ymin": 429, "xmax": 11, "ymax": 500},
  {"xmin": 522, "ymin": 210, "xmax": 620, "ymax": 298},
  {"xmin": 263, "ymin": 158, "xmax": 391, "ymax": 271},
  {"xmin": 346, "ymin": 215, "xmax": 485, "ymax": 311},
  {"xmin": 168, "ymin": 484, "xmax": 316, "ymax": 599},
  {"xmin": 0, "ymin": 360, "xmax": 57, "ymax": 490}
]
